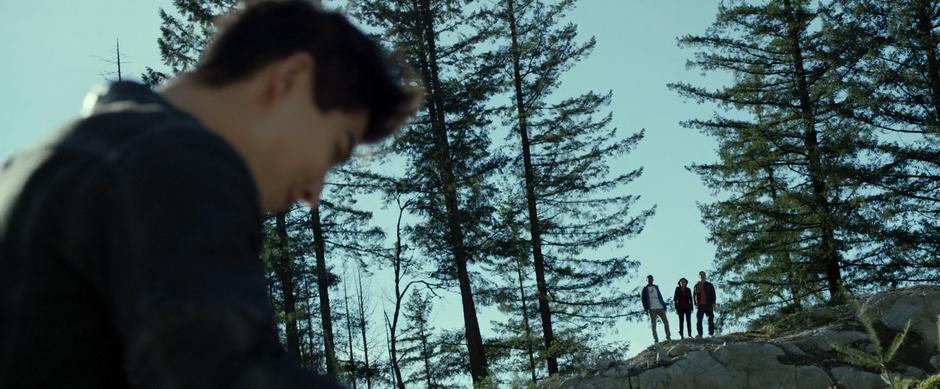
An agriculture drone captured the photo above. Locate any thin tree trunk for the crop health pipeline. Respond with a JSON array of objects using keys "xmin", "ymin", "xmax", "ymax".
[
  {"xmin": 311, "ymin": 206, "xmax": 339, "ymax": 374},
  {"xmin": 303, "ymin": 270, "xmax": 320, "ymax": 367},
  {"xmin": 356, "ymin": 269, "xmax": 372, "ymax": 389},
  {"xmin": 754, "ymin": 105, "xmax": 804, "ymax": 311},
  {"xmin": 384, "ymin": 315, "xmax": 395, "ymax": 388},
  {"xmin": 420, "ymin": 326, "xmax": 434, "ymax": 389},
  {"xmin": 344, "ymin": 282, "xmax": 358, "ymax": 389},
  {"xmin": 505, "ymin": 0, "xmax": 558, "ymax": 375},
  {"xmin": 764, "ymin": 165, "xmax": 803, "ymax": 310},
  {"xmin": 782, "ymin": 0, "xmax": 842, "ymax": 301},
  {"xmin": 517, "ymin": 260, "xmax": 538, "ymax": 384},
  {"xmin": 275, "ymin": 213, "xmax": 301, "ymax": 360},
  {"xmin": 116, "ymin": 39, "xmax": 122, "ymax": 81},
  {"xmin": 413, "ymin": 0, "xmax": 488, "ymax": 382},
  {"xmin": 389, "ymin": 200, "xmax": 408, "ymax": 389}
]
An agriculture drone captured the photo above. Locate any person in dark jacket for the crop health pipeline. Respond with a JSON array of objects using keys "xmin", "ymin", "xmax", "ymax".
[
  {"xmin": 0, "ymin": 1, "xmax": 419, "ymax": 388},
  {"xmin": 693, "ymin": 271, "xmax": 718, "ymax": 338},
  {"xmin": 673, "ymin": 278, "xmax": 693, "ymax": 339}
]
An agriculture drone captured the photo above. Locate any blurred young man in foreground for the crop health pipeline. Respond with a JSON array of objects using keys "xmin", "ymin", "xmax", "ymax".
[{"xmin": 0, "ymin": 1, "xmax": 419, "ymax": 387}]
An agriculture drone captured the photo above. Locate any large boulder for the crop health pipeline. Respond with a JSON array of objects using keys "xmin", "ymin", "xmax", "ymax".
[
  {"xmin": 829, "ymin": 366, "xmax": 885, "ymax": 389},
  {"xmin": 542, "ymin": 286, "xmax": 940, "ymax": 389},
  {"xmin": 633, "ymin": 344, "xmax": 831, "ymax": 389},
  {"xmin": 864, "ymin": 286, "xmax": 940, "ymax": 351}
]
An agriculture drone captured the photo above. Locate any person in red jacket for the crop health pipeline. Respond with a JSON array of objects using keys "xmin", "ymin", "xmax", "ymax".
[
  {"xmin": 673, "ymin": 278, "xmax": 693, "ymax": 339},
  {"xmin": 694, "ymin": 271, "xmax": 718, "ymax": 338}
]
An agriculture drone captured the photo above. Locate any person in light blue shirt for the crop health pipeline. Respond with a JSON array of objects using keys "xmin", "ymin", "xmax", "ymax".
[{"xmin": 640, "ymin": 275, "xmax": 672, "ymax": 343}]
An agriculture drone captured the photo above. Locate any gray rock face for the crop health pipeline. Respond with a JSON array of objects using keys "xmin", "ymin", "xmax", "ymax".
[
  {"xmin": 865, "ymin": 286, "xmax": 940, "ymax": 350},
  {"xmin": 829, "ymin": 366, "xmax": 885, "ymax": 389},
  {"xmin": 542, "ymin": 286, "xmax": 940, "ymax": 389},
  {"xmin": 549, "ymin": 343, "xmax": 835, "ymax": 389},
  {"xmin": 636, "ymin": 350, "xmax": 735, "ymax": 389},
  {"xmin": 636, "ymin": 345, "xmax": 830, "ymax": 389},
  {"xmin": 654, "ymin": 348, "xmax": 672, "ymax": 364},
  {"xmin": 590, "ymin": 359, "xmax": 618, "ymax": 373},
  {"xmin": 666, "ymin": 343, "xmax": 689, "ymax": 357},
  {"xmin": 780, "ymin": 329, "xmax": 869, "ymax": 353},
  {"xmin": 774, "ymin": 342, "xmax": 807, "ymax": 357}
]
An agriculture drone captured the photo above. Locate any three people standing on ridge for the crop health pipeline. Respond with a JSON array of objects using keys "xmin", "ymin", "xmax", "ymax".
[{"xmin": 641, "ymin": 271, "xmax": 718, "ymax": 344}]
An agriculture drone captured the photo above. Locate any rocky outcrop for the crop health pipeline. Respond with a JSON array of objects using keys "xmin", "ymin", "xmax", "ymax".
[{"xmin": 542, "ymin": 286, "xmax": 940, "ymax": 389}]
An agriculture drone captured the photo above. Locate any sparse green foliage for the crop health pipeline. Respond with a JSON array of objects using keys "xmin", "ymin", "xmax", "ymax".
[
  {"xmin": 884, "ymin": 321, "xmax": 913, "ymax": 367},
  {"xmin": 918, "ymin": 374, "xmax": 940, "ymax": 389},
  {"xmin": 831, "ymin": 302, "xmax": 915, "ymax": 388}
]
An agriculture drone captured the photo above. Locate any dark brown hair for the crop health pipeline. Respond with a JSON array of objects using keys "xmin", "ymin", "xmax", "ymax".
[{"xmin": 195, "ymin": 0, "xmax": 418, "ymax": 143}]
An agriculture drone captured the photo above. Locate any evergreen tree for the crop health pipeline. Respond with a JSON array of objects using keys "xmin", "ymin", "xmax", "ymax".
[
  {"xmin": 342, "ymin": 278, "xmax": 358, "ymax": 389},
  {"xmin": 310, "ymin": 204, "xmax": 340, "ymax": 374},
  {"xmin": 397, "ymin": 290, "xmax": 464, "ymax": 388},
  {"xmin": 823, "ymin": 0, "xmax": 940, "ymax": 284},
  {"xmin": 670, "ymin": 0, "xmax": 879, "ymax": 319},
  {"xmin": 309, "ymin": 164, "xmax": 388, "ymax": 375},
  {"xmin": 143, "ymin": 0, "xmax": 237, "ymax": 86},
  {"xmin": 688, "ymin": 99, "xmax": 823, "ymax": 319},
  {"xmin": 98, "ymin": 39, "xmax": 128, "ymax": 82},
  {"xmin": 479, "ymin": 0, "xmax": 653, "ymax": 374},
  {"xmin": 483, "ymin": 199, "xmax": 542, "ymax": 384},
  {"xmin": 354, "ymin": 267, "xmax": 377, "ymax": 388},
  {"xmin": 382, "ymin": 192, "xmax": 423, "ymax": 389},
  {"xmin": 298, "ymin": 263, "xmax": 327, "ymax": 369},
  {"xmin": 260, "ymin": 209, "xmax": 325, "ymax": 368},
  {"xmin": 352, "ymin": 0, "xmax": 503, "ymax": 383},
  {"xmin": 275, "ymin": 212, "xmax": 303, "ymax": 360}
]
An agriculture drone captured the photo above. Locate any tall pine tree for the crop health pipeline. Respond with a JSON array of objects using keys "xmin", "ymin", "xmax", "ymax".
[
  {"xmin": 481, "ymin": 0, "xmax": 653, "ymax": 375},
  {"xmin": 308, "ymin": 164, "xmax": 387, "ymax": 374},
  {"xmin": 671, "ymin": 0, "xmax": 881, "ymax": 319},
  {"xmin": 823, "ymin": 0, "xmax": 940, "ymax": 284},
  {"xmin": 352, "ymin": 0, "xmax": 504, "ymax": 383},
  {"xmin": 481, "ymin": 197, "xmax": 542, "ymax": 384}
]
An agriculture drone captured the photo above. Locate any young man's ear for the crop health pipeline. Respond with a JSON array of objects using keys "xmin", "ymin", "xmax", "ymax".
[{"xmin": 263, "ymin": 52, "xmax": 315, "ymax": 106}]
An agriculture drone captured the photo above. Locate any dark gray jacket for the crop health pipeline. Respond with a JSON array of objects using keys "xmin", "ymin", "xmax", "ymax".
[
  {"xmin": 0, "ymin": 82, "xmax": 342, "ymax": 388},
  {"xmin": 694, "ymin": 281, "xmax": 717, "ymax": 308}
]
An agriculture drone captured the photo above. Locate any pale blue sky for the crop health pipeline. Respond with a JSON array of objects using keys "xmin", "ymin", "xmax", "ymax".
[{"xmin": 0, "ymin": 0, "xmax": 729, "ymax": 374}]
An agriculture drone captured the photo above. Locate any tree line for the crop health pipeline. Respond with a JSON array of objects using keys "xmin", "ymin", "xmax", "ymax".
[
  {"xmin": 146, "ymin": 0, "xmax": 650, "ymax": 387},
  {"xmin": 141, "ymin": 0, "xmax": 939, "ymax": 387},
  {"xmin": 672, "ymin": 0, "xmax": 940, "ymax": 323}
]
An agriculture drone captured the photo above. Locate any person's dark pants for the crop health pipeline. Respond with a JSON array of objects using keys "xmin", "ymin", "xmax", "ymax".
[
  {"xmin": 696, "ymin": 305, "xmax": 715, "ymax": 336},
  {"xmin": 677, "ymin": 309, "xmax": 692, "ymax": 337}
]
